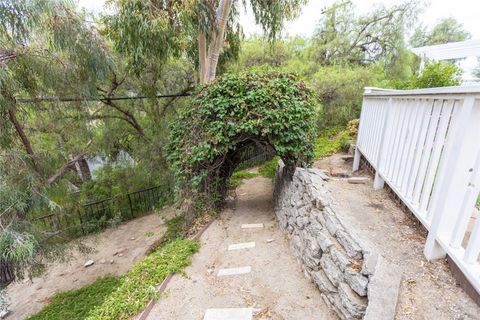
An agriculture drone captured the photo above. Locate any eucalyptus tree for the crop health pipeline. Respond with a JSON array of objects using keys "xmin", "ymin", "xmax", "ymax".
[
  {"xmin": 0, "ymin": 0, "xmax": 113, "ymax": 293},
  {"xmin": 311, "ymin": 0, "xmax": 419, "ymax": 66},
  {"xmin": 410, "ymin": 17, "xmax": 471, "ymax": 48},
  {"xmin": 0, "ymin": 0, "xmax": 111, "ymax": 187},
  {"xmin": 104, "ymin": 0, "xmax": 307, "ymax": 83}
]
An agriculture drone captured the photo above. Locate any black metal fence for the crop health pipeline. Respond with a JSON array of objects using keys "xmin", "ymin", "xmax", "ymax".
[
  {"xmin": 33, "ymin": 185, "xmax": 165, "ymax": 240},
  {"xmin": 235, "ymin": 144, "xmax": 276, "ymax": 171}
]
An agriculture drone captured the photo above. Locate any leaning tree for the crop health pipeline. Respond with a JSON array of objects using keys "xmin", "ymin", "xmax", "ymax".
[{"xmin": 167, "ymin": 69, "xmax": 317, "ymax": 227}]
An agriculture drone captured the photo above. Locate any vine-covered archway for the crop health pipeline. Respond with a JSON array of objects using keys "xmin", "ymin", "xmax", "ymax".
[{"xmin": 167, "ymin": 69, "xmax": 317, "ymax": 225}]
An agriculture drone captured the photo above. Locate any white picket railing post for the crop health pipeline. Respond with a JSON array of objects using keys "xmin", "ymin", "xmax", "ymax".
[
  {"xmin": 424, "ymin": 95, "xmax": 478, "ymax": 260},
  {"xmin": 353, "ymin": 96, "xmax": 369, "ymax": 172},
  {"xmin": 372, "ymin": 98, "xmax": 393, "ymax": 189},
  {"xmin": 450, "ymin": 150, "xmax": 480, "ymax": 249},
  {"xmin": 352, "ymin": 147, "xmax": 361, "ymax": 172}
]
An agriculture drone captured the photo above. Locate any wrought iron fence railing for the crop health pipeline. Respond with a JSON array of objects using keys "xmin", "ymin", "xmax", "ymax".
[{"xmin": 32, "ymin": 185, "xmax": 165, "ymax": 240}]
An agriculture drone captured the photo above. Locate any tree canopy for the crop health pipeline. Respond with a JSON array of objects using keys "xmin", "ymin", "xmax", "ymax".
[
  {"xmin": 410, "ymin": 17, "xmax": 471, "ymax": 47},
  {"xmin": 311, "ymin": 0, "xmax": 418, "ymax": 66},
  {"xmin": 104, "ymin": 0, "xmax": 307, "ymax": 82}
]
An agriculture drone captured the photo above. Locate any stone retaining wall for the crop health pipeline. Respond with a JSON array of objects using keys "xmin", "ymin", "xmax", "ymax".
[{"xmin": 273, "ymin": 162, "xmax": 401, "ymax": 320}]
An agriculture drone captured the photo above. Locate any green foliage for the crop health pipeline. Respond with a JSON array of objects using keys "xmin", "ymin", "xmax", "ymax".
[
  {"xmin": 80, "ymin": 164, "xmax": 165, "ymax": 201},
  {"xmin": 412, "ymin": 61, "xmax": 463, "ymax": 88},
  {"xmin": 103, "ymin": 0, "xmax": 200, "ymax": 74},
  {"xmin": 311, "ymin": 65, "xmax": 382, "ymax": 128},
  {"xmin": 315, "ymin": 127, "xmax": 353, "ymax": 159},
  {"xmin": 104, "ymin": 0, "xmax": 305, "ymax": 75},
  {"xmin": 258, "ymin": 157, "xmax": 280, "ymax": 179},
  {"xmin": 395, "ymin": 61, "xmax": 463, "ymax": 89},
  {"xmin": 162, "ymin": 215, "xmax": 186, "ymax": 244},
  {"xmin": 27, "ymin": 276, "xmax": 122, "ymax": 320},
  {"xmin": 167, "ymin": 69, "xmax": 317, "ymax": 220},
  {"xmin": 85, "ymin": 239, "xmax": 199, "ymax": 320},
  {"xmin": 0, "ymin": 230, "xmax": 39, "ymax": 281},
  {"xmin": 312, "ymin": 0, "xmax": 418, "ymax": 65}
]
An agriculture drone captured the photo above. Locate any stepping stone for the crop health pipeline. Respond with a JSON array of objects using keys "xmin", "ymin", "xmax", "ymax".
[
  {"xmin": 348, "ymin": 177, "xmax": 369, "ymax": 184},
  {"xmin": 228, "ymin": 242, "xmax": 255, "ymax": 251},
  {"xmin": 203, "ymin": 308, "xmax": 253, "ymax": 320},
  {"xmin": 241, "ymin": 223, "xmax": 264, "ymax": 229},
  {"xmin": 217, "ymin": 266, "xmax": 252, "ymax": 277}
]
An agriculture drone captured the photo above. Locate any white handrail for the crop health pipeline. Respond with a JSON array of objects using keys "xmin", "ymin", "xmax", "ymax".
[
  {"xmin": 364, "ymin": 85, "xmax": 480, "ymax": 96},
  {"xmin": 354, "ymin": 86, "xmax": 480, "ymax": 295}
]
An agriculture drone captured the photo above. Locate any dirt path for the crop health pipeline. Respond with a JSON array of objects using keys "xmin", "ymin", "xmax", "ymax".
[
  {"xmin": 147, "ymin": 176, "xmax": 338, "ymax": 320},
  {"xmin": 7, "ymin": 212, "xmax": 170, "ymax": 320},
  {"xmin": 314, "ymin": 154, "xmax": 480, "ymax": 320}
]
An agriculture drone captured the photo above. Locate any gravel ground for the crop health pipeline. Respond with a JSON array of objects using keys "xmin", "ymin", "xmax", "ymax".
[{"xmin": 314, "ymin": 153, "xmax": 480, "ymax": 320}]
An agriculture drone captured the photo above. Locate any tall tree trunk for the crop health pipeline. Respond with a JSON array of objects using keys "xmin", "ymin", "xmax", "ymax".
[
  {"xmin": 7, "ymin": 105, "xmax": 43, "ymax": 180},
  {"xmin": 198, "ymin": 32, "xmax": 208, "ymax": 84},
  {"xmin": 206, "ymin": 0, "xmax": 233, "ymax": 83}
]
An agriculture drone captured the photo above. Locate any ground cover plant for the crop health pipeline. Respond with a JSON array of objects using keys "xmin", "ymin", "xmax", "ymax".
[
  {"xmin": 27, "ymin": 276, "xmax": 122, "ymax": 320},
  {"xmin": 26, "ymin": 215, "xmax": 198, "ymax": 320},
  {"xmin": 85, "ymin": 239, "xmax": 199, "ymax": 320}
]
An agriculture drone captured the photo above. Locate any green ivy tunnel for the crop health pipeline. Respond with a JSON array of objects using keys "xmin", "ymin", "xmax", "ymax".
[{"xmin": 167, "ymin": 69, "xmax": 318, "ymax": 226}]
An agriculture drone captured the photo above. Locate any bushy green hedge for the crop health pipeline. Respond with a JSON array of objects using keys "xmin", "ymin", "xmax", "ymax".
[{"xmin": 167, "ymin": 68, "xmax": 317, "ymax": 221}]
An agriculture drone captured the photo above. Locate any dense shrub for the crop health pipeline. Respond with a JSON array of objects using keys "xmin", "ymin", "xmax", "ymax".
[
  {"xmin": 310, "ymin": 65, "xmax": 381, "ymax": 128},
  {"xmin": 167, "ymin": 69, "xmax": 317, "ymax": 225},
  {"xmin": 394, "ymin": 61, "xmax": 463, "ymax": 89}
]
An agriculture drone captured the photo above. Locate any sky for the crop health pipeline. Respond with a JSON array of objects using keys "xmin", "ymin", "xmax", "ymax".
[{"xmin": 78, "ymin": 0, "xmax": 480, "ymax": 39}]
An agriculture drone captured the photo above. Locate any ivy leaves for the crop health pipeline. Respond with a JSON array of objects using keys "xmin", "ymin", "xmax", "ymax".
[{"xmin": 167, "ymin": 68, "xmax": 317, "ymax": 206}]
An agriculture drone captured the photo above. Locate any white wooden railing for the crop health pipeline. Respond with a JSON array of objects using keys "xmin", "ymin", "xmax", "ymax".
[{"xmin": 353, "ymin": 86, "xmax": 480, "ymax": 294}]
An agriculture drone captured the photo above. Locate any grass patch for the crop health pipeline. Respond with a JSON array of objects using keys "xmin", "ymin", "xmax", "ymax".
[
  {"xmin": 28, "ymin": 216, "xmax": 199, "ymax": 320},
  {"xmin": 258, "ymin": 156, "xmax": 280, "ymax": 179},
  {"xmin": 229, "ymin": 170, "xmax": 259, "ymax": 188},
  {"xmin": 27, "ymin": 276, "xmax": 122, "ymax": 320},
  {"xmin": 86, "ymin": 239, "xmax": 199, "ymax": 320},
  {"xmin": 315, "ymin": 126, "xmax": 353, "ymax": 159}
]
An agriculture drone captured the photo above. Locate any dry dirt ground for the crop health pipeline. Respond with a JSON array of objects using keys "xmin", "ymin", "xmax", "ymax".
[
  {"xmin": 314, "ymin": 153, "xmax": 480, "ymax": 320},
  {"xmin": 147, "ymin": 176, "xmax": 338, "ymax": 320},
  {"xmin": 6, "ymin": 212, "xmax": 170, "ymax": 320}
]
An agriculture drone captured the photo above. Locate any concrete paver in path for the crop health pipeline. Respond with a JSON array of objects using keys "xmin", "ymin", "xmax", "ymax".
[
  {"xmin": 228, "ymin": 242, "xmax": 256, "ymax": 251},
  {"xmin": 217, "ymin": 266, "xmax": 252, "ymax": 277},
  {"xmin": 203, "ymin": 308, "xmax": 253, "ymax": 320},
  {"xmin": 241, "ymin": 223, "xmax": 264, "ymax": 229}
]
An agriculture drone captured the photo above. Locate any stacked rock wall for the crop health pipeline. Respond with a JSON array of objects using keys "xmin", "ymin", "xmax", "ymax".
[{"xmin": 273, "ymin": 162, "xmax": 400, "ymax": 320}]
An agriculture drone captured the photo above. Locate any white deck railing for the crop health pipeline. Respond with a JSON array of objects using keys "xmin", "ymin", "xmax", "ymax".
[{"xmin": 353, "ymin": 86, "xmax": 480, "ymax": 294}]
